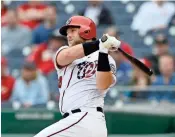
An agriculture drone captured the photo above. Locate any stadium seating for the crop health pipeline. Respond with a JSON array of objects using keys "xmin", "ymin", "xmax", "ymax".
[
  {"xmin": 4, "ymin": 0, "xmax": 174, "ymax": 80},
  {"xmin": 7, "ymin": 1, "xmax": 175, "ymax": 59}
]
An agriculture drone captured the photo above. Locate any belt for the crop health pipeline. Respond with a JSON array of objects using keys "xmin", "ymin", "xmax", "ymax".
[{"xmin": 63, "ymin": 107, "xmax": 103, "ymax": 118}]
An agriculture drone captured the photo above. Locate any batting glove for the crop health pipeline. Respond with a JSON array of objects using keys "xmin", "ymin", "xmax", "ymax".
[{"xmin": 99, "ymin": 34, "xmax": 121, "ymax": 54}]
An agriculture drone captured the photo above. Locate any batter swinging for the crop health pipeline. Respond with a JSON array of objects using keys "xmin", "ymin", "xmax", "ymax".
[{"xmin": 34, "ymin": 15, "xmax": 121, "ymax": 137}]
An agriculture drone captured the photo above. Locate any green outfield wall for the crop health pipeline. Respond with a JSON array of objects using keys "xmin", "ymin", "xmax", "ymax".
[{"xmin": 2, "ymin": 109, "xmax": 175, "ymax": 134}]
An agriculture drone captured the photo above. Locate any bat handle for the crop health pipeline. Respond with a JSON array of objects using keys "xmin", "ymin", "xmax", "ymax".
[
  {"xmin": 101, "ymin": 35, "xmax": 120, "ymax": 52},
  {"xmin": 148, "ymin": 69, "xmax": 153, "ymax": 76},
  {"xmin": 101, "ymin": 35, "xmax": 108, "ymax": 42},
  {"xmin": 118, "ymin": 48, "xmax": 122, "ymax": 52}
]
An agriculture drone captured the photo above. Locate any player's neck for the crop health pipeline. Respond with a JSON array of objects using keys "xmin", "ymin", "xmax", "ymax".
[{"xmin": 85, "ymin": 40, "xmax": 93, "ymax": 42}]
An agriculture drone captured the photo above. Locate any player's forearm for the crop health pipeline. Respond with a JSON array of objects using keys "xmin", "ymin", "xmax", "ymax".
[
  {"xmin": 57, "ymin": 40, "xmax": 100, "ymax": 66},
  {"xmin": 96, "ymin": 52, "xmax": 113, "ymax": 90},
  {"xmin": 96, "ymin": 72, "xmax": 113, "ymax": 90},
  {"xmin": 56, "ymin": 44, "xmax": 85, "ymax": 66}
]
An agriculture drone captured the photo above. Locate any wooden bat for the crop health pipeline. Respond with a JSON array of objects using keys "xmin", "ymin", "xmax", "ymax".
[{"xmin": 101, "ymin": 35, "xmax": 153, "ymax": 76}]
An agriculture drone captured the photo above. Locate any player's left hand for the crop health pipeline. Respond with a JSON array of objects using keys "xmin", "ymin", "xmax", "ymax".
[{"xmin": 99, "ymin": 34, "xmax": 121, "ymax": 54}]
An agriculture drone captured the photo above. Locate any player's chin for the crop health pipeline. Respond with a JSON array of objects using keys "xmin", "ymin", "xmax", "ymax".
[{"xmin": 68, "ymin": 41, "xmax": 74, "ymax": 47}]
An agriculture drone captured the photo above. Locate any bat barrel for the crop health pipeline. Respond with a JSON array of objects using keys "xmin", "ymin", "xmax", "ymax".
[{"xmin": 118, "ymin": 48, "xmax": 153, "ymax": 76}]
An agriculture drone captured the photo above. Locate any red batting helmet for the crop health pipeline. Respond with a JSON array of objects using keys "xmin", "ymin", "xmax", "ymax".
[{"xmin": 59, "ymin": 16, "xmax": 96, "ymax": 40}]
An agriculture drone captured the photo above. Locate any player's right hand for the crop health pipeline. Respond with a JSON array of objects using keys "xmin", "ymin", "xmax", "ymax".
[{"xmin": 99, "ymin": 34, "xmax": 121, "ymax": 53}]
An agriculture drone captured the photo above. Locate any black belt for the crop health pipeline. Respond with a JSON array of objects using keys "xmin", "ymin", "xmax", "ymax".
[{"xmin": 63, "ymin": 107, "xmax": 103, "ymax": 118}]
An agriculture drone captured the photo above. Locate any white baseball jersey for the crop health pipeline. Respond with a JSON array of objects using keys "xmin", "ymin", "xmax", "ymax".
[{"xmin": 54, "ymin": 46, "xmax": 117, "ymax": 115}]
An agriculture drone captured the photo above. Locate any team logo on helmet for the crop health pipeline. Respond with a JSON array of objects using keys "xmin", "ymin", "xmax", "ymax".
[{"xmin": 66, "ymin": 18, "xmax": 72, "ymax": 25}]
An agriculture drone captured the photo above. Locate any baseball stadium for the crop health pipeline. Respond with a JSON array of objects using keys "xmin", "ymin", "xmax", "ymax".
[{"xmin": 1, "ymin": 0, "xmax": 175, "ymax": 137}]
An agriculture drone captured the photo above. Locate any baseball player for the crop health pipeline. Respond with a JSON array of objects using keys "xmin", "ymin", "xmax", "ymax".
[{"xmin": 34, "ymin": 16, "xmax": 121, "ymax": 137}]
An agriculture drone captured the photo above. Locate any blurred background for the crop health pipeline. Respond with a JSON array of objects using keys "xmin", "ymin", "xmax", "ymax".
[{"xmin": 1, "ymin": 0, "xmax": 175, "ymax": 137}]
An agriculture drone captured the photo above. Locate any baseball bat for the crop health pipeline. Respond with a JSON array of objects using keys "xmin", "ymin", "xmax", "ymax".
[{"xmin": 101, "ymin": 35, "xmax": 153, "ymax": 76}]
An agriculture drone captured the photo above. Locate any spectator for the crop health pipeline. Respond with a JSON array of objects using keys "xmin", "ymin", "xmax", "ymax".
[
  {"xmin": 47, "ymin": 71, "xmax": 59, "ymax": 99},
  {"xmin": 1, "ymin": 9, "xmax": 32, "ymax": 55},
  {"xmin": 105, "ymin": 26, "xmax": 134, "ymax": 56},
  {"xmin": 1, "ymin": 1, "xmax": 8, "ymax": 26},
  {"xmin": 169, "ymin": 13, "xmax": 175, "ymax": 26},
  {"xmin": 27, "ymin": 31, "xmax": 67, "ymax": 75},
  {"xmin": 32, "ymin": 5, "xmax": 60, "ymax": 44},
  {"xmin": 131, "ymin": 0, "xmax": 175, "ymax": 35},
  {"xmin": 11, "ymin": 61, "xmax": 49, "ymax": 108},
  {"xmin": 105, "ymin": 26, "xmax": 134, "ymax": 85},
  {"xmin": 17, "ymin": 1, "xmax": 48, "ymax": 29},
  {"xmin": 146, "ymin": 34, "xmax": 170, "ymax": 75},
  {"xmin": 129, "ymin": 58, "xmax": 152, "ymax": 100},
  {"xmin": 109, "ymin": 50, "xmax": 133, "ymax": 85},
  {"xmin": 79, "ymin": 0, "xmax": 114, "ymax": 26},
  {"xmin": 149, "ymin": 54, "xmax": 175, "ymax": 103},
  {"xmin": 1, "ymin": 57, "xmax": 15, "ymax": 102}
]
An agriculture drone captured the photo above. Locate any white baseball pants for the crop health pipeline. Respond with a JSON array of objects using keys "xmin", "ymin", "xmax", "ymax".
[{"xmin": 34, "ymin": 109, "xmax": 107, "ymax": 137}]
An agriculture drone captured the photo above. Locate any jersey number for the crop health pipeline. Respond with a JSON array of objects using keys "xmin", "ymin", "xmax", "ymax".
[{"xmin": 77, "ymin": 61, "xmax": 97, "ymax": 79}]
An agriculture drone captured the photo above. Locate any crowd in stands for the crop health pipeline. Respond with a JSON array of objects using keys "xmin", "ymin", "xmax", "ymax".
[
  {"xmin": 131, "ymin": 0, "xmax": 175, "ymax": 35},
  {"xmin": 79, "ymin": 0, "xmax": 114, "ymax": 26},
  {"xmin": 1, "ymin": 0, "xmax": 175, "ymax": 108},
  {"xmin": 1, "ymin": 8, "xmax": 32, "ymax": 55}
]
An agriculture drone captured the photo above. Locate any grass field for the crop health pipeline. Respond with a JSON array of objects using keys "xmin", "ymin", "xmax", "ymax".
[{"xmin": 2, "ymin": 134, "xmax": 175, "ymax": 137}]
